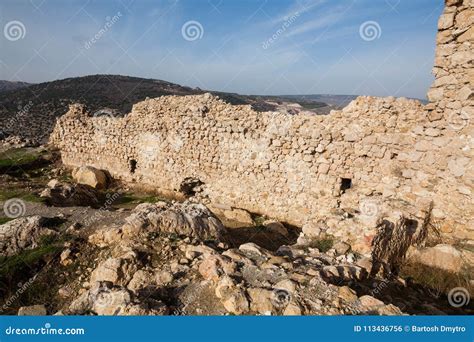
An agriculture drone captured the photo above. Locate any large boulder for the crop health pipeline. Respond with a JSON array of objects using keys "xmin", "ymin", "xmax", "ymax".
[
  {"xmin": 123, "ymin": 201, "xmax": 227, "ymax": 241},
  {"xmin": 411, "ymin": 244, "xmax": 463, "ymax": 272},
  {"xmin": 68, "ymin": 282, "xmax": 168, "ymax": 316},
  {"xmin": 0, "ymin": 216, "xmax": 57, "ymax": 256},
  {"xmin": 72, "ymin": 166, "xmax": 108, "ymax": 189},
  {"xmin": 40, "ymin": 180, "xmax": 100, "ymax": 207},
  {"xmin": 17, "ymin": 305, "xmax": 47, "ymax": 316}
]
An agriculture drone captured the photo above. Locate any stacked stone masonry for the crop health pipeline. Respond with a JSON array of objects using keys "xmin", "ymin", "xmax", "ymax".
[{"xmin": 51, "ymin": 0, "xmax": 473, "ymax": 253}]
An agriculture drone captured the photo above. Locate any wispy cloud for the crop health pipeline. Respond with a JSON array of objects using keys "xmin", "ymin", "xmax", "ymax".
[
  {"xmin": 285, "ymin": 8, "xmax": 346, "ymax": 37},
  {"xmin": 266, "ymin": 0, "xmax": 326, "ymax": 26}
]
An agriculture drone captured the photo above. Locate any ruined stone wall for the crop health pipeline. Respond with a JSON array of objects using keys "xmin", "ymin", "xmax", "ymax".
[{"xmin": 50, "ymin": 0, "xmax": 473, "ymax": 253}]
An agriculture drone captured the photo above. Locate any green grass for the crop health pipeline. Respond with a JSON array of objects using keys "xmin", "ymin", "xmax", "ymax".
[
  {"xmin": 0, "ymin": 148, "xmax": 43, "ymax": 169},
  {"xmin": 400, "ymin": 261, "xmax": 473, "ymax": 297},
  {"xmin": 0, "ymin": 233, "xmax": 70, "ymax": 278},
  {"xmin": 0, "ymin": 217, "xmax": 13, "ymax": 225},
  {"xmin": 253, "ymin": 215, "xmax": 266, "ymax": 226},
  {"xmin": 308, "ymin": 237, "xmax": 334, "ymax": 253},
  {"xmin": 0, "ymin": 189, "xmax": 44, "ymax": 203},
  {"xmin": 113, "ymin": 193, "xmax": 168, "ymax": 205}
]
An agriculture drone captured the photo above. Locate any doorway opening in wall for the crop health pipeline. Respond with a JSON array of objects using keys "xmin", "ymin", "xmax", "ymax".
[
  {"xmin": 340, "ymin": 178, "xmax": 352, "ymax": 193},
  {"xmin": 129, "ymin": 159, "xmax": 137, "ymax": 174}
]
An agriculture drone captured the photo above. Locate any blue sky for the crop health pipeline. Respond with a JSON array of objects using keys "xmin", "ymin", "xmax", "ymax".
[{"xmin": 0, "ymin": 0, "xmax": 444, "ymax": 99}]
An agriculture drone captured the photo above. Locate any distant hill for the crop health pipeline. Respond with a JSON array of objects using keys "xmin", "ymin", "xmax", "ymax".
[
  {"xmin": 280, "ymin": 94, "xmax": 358, "ymax": 108},
  {"xmin": 0, "ymin": 80, "xmax": 31, "ymax": 93},
  {"xmin": 0, "ymin": 75, "xmax": 331, "ymax": 143}
]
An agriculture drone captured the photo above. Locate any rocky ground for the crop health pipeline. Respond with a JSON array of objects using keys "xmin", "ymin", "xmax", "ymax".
[{"xmin": 0, "ymin": 143, "xmax": 472, "ymax": 316}]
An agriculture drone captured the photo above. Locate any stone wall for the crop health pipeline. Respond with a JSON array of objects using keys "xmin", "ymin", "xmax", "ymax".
[{"xmin": 50, "ymin": 0, "xmax": 473, "ymax": 253}]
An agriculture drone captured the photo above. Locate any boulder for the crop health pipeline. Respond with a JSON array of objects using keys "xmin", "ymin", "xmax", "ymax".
[
  {"xmin": 333, "ymin": 241, "xmax": 351, "ymax": 255},
  {"xmin": 0, "ymin": 216, "xmax": 56, "ymax": 256},
  {"xmin": 90, "ymin": 254, "xmax": 139, "ymax": 286},
  {"xmin": 412, "ymin": 244, "xmax": 463, "ymax": 272},
  {"xmin": 18, "ymin": 305, "xmax": 47, "ymax": 316},
  {"xmin": 263, "ymin": 220, "xmax": 289, "ymax": 237},
  {"xmin": 72, "ymin": 166, "xmax": 108, "ymax": 189},
  {"xmin": 247, "ymin": 288, "xmax": 274, "ymax": 315},
  {"xmin": 123, "ymin": 201, "xmax": 227, "ymax": 241},
  {"xmin": 221, "ymin": 289, "xmax": 249, "ymax": 314}
]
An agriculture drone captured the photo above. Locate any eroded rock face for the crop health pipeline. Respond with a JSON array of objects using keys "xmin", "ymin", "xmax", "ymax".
[
  {"xmin": 122, "ymin": 201, "xmax": 227, "ymax": 241},
  {"xmin": 0, "ymin": 216, "xmax": 56, "ymax": 256},
  {"xmin": 40, "ymin": 180, "xmax": 100, "ymax": 207}
]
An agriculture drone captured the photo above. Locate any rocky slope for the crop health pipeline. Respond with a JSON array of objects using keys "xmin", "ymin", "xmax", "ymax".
[
  {"xmin": 0, "ymin": 150, "xmax": 471, "ymax": 316},
  {"xmin": 0, "ymin": 80, "xmax": 31, "ymax": 93}
]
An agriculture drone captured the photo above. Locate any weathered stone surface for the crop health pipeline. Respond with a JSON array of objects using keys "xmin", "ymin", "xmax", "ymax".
[
  {"xmin": 0, "ymin": 216, "xmax": 56, "ymax": 256},
  {"xmin": 72, "ymin": 166, "xmax": 108, "ymax": 189},
  {"xmin": 18, "ymin": 305, "xmax": 47, "ymax": 316},
  {"xmin": 90, "ymin": 253, "xmax": 138, "ymax": 286},
  {"xmin": 412, "ymin": 244, "xmax": 463, "ymax": 272},
  {"xmin": 122, "ymin": 201, "xmax": 226, "ymax": 241},
  {"xmin": 40, "ymin": 180, "xmax": 100, "ymax": 207}
]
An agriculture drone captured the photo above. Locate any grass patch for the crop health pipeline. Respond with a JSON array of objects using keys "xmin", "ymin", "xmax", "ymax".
[
  {"xmin": 0, "ymin": 217, "xmax": 13, "ymax": 225},
  {"xmin": 308, "ymin": 237, "xmax": 334, "ymax": 253},
  {"xmin": 253, "ymin": 215, "xmax": 266, "ymax": 226},
  {"xmin": 0, "ymin": 189, "xmax": 44, "ymax": 203},
  {"xmin": 400, "ymin": 261, "xmax": 473, "ymax": 297},
  {"xmin": 114, "ymin": 193, "xmax": 168, "ymax": 205},
  {"xmin": 0, "ymin": 148, "xmax": 43, "ymax": 169},
  {"xmin": 0, "ymin": 243, "xmax": 61, "ymax": 278}
]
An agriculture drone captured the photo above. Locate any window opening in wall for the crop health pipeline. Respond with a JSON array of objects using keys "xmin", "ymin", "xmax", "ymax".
[
  {"xmin": 129, "ymin": 159, "xmax": 137, "ymax": 174},
  {"xmin": 340, "ymin": 178, "xmax": 352, "ymax": 193}
]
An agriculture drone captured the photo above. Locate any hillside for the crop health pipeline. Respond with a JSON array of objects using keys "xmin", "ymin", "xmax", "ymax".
[
  {"xmin": 0, "ymin": 75, "xmax": 331, "ymax": 143},
  {"xmin": 0, "ymin": 80, "xmax": 31, "ymax": 93}
]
